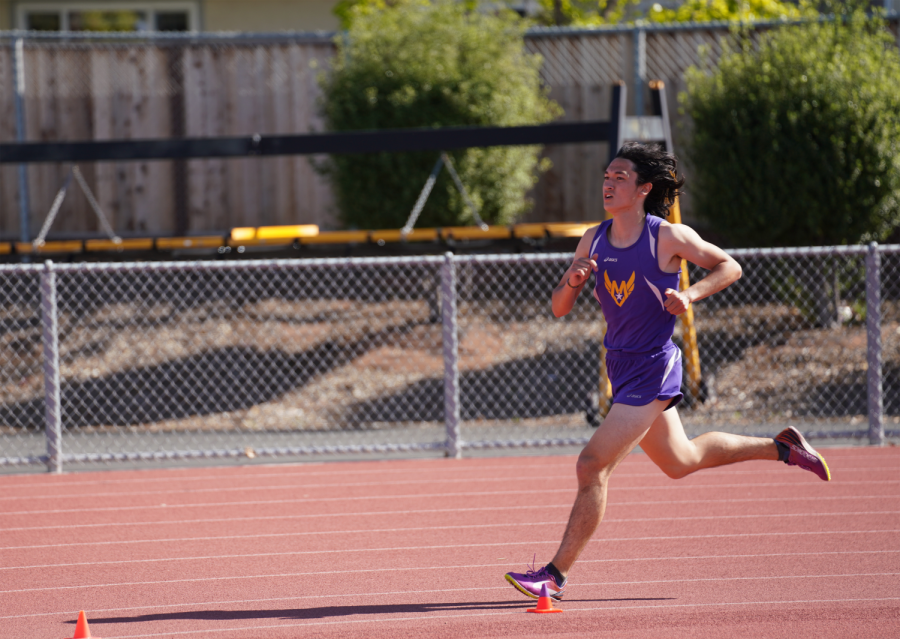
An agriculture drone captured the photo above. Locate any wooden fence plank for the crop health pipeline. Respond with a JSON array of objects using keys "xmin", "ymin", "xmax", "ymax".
[
  {"xmin": 0, "ymin": 46, "xmax": 19, "ymax": 236},
  {"xmin": 90, "ymin": 48, "xmax": 116, "ymax": 233},
  {"xmin": 27, "ymin": 47, "xmax": 53, "ymax": 234},
  {"xmin": 306, "ymin": 44, "xmax": 336, "ymax": 229},
  {"xmin": 131, "ymin": 46, "xmax": 173, "ymax": 235},
  {"xmin": 270, "ymin": 44, "xmax": 294, "ymax": 227}
]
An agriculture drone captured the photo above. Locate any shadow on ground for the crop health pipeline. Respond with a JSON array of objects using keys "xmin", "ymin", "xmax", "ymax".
[
  {"xmin": 0, "ymin": 322, "xmax": 419, "ymax": 429},
  {"xmin": 352, "ymin": 347, "xmax": 601, "ymax": 423},
  {"xmin": 803, "ymin": 366, "xmax": 900, "ymax": 416},
  {"xmin": 3, "ymin": 315, "xmax": 896, "ymax": 429},
  {"xmin": 79, "ymin": 597, "xmax": 675, "ymax": 624},
  {"xmin": 0, "ymin": 321, "xmax": 602, "ymax": 429}
]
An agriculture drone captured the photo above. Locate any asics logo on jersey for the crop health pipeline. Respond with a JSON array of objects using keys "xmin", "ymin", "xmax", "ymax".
[
  {"xmin": 604, "ymin": 270, "xmax": 635, "ymax": 307},
  {"xmin": 604, "ymin": 257, "xmax": 617, "ymax": 262}
]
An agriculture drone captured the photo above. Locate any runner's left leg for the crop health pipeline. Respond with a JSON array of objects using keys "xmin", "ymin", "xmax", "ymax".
[{"xmin": 639, "ymin": 407, "xmax": 778, "ymax": 480}]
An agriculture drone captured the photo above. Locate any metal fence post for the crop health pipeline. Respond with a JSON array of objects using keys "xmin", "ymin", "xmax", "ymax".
[
  {"xmin": 40, "ymin": 260, "xmax": 63, "ymax": 472},
  {"xmin": 13, "ymin": 37, "xmax": 32, "ymax": 252},
  {"xmin": 441, "ymin": 252, "xmax": 462, "ymax": 458},
  {"xmin": 865, "ymin": 242, "xmax": 884, "ymax": 446},
  {"xmin": 633, "ymin": 25, "xmax": 647, "ymax": 116}
]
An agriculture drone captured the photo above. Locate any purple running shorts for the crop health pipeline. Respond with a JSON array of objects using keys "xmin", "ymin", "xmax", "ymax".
[{"xmin": 606, "ymin": 343, "xmax": 683, "ymax": 410}]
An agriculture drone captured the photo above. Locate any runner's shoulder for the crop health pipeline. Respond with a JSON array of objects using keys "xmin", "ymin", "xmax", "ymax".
[{"xmin": 574, "ymin": 224, "xmax": 604, "ymax": 256}]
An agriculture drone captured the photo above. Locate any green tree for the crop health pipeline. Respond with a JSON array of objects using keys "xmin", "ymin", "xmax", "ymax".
[
  {"xmin": 334, "ymin": 0, "xmax": 484, "ymax": 30},
  {"xmin": 644, "ymin": 0, "xmax": 814, "ymax": 25},
  {"xmin": 335, "ymin": 0, "xmax": 812, "ymax": 31},
  {"xmin": 681, "ymin": 5, "xmax": 900, "ymax": 247},
  {"xmin": 319, "ymin": 0, "xmax": 559, "ymax": 230},
  {"xmin": 526, "ymin": 0, "xmax": 811, "ymax": 27},
  {"xmin": 531, "ymin": 0, "xmax": 640, "ymax": 26}
]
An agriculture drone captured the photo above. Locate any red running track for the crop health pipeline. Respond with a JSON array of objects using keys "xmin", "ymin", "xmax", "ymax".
[{"xmin": 1, "ymin": 447, "xmax": 899, "ymax": 639}]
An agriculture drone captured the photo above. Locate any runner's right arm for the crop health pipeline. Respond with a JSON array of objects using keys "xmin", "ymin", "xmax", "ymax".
[{"xmin": 551, "ymin": 226, "xmax": 599, "ymax": 318}]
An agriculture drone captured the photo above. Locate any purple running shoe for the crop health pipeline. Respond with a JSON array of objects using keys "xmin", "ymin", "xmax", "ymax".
[
  {"xmin": 775, "ymin": 427, "xmax": 831, "ymax": 481},
  {"xmin": 505, "ymin": 556, "xmax": 566, "ymax": 600}
]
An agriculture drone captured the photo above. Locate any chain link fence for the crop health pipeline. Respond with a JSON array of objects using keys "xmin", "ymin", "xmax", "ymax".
[
  {"xmin": 2, "ymin": 245, "xmax": 897, "ymax": 473},
  {"xmin": 685, "ymin": 246, "xmax": 898, "ymax": 437}
]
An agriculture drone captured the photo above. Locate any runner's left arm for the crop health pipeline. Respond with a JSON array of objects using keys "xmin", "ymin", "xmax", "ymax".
[{"xmin": 657, "ymin": 223, "xmax": 742, "ymax": 316}]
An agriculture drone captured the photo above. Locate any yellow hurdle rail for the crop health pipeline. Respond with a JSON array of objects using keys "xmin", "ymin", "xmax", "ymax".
[
  {"xmin": 5, "ymin": 221, "xmax": 609, "ymax": 257},
  {"xmin": 667, "ymin": 198, "xmax": 703, "ymax": 404}
]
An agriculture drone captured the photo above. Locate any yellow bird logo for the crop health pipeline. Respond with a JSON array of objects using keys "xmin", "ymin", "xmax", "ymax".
[{"xmin": 604, "ymin": 270, "xmax": 635, "ymax": 307}]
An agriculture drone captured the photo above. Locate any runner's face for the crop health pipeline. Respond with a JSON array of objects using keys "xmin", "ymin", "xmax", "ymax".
[{"xmin": 603, "ymin": 158, "xmax": 648, "ymax": 214}]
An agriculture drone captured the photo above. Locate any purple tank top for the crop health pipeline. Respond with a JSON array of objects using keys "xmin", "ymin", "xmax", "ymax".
[{"xmin": 589, "ymin": 215, "xmax": 681, "ymax": 354}]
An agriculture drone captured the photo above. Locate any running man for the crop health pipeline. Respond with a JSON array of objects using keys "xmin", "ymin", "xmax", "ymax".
[{"xmin": 504, "ymin": 142, "xmax": 831, "ymax": 601}]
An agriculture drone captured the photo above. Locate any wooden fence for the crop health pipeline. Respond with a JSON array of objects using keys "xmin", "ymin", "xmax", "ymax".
[
  {"xmin": 0, "ymin": 39, "xmax": 335, "ymax": 238},
  {"xmin": 2, "ymin": 20, "xmax": 897, "ymax": 239}
]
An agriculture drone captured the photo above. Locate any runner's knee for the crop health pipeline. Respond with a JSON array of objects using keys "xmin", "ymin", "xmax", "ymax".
[
  {"xmin": 658, "ymin": 461, "xmax": 693, "ymax": 480},
  {"xmin": 575, "ymin": 450, "xmax": 614, "ymax": 486},
  {"xmin": 652, "ymin": 447, "xmax": 703, "ymax": 479}
]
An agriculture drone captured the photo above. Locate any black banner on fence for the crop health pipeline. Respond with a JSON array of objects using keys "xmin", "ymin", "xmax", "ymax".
[{"xmin": 0, "ymin": 120, "xmax": 614, "ymax": 165}]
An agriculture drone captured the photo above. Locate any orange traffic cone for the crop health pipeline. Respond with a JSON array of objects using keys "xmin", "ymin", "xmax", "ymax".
[
  {"xmin": 526, "ymin": 583, "xmax": 563, "ymax": 613},
  {"xmin": 66, "ymin": 611, "xmax": 99, "ymax": 639}
]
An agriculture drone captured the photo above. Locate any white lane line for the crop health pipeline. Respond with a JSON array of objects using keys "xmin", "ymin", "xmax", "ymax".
[
  {"xmin": 0, "ymin": 504, "xmax": 577, "ymax": 530},
  {"xmin": 583, "ymin": 573, "xmax": 900, "ymax": 586},
  {"xmin": 0, "ymin": 450, "xmax": 894, "ymax": 489},
  {"xmin": 0, "ymin": 462, "xmax": 894, "ymax": 492},
  {"xmin": 1, "ymin": 479, "xmax": 889, "ymax": 507},
  {"xmin": 3, "ymin": 492, "xmax": 895, "ymax": 518},
  {"xmin": 61, "ymin": 596, "xmax": 900, "ymax": 639},
  {"xmin": 2, "ymin": 509, "xmax": 897, "ymax": 534},
  {"xmin": 4, "ymin": 518, "xmax": 898, "ymax": 552},
  {"xmin": 2, "ymin": 548, "xmax": 898, "ymax": 578},
  {"xmin": 4, "ymin": 586, "xmax": 518, "ymax": 620},
  {"xmin": 0, "ymin": 488, "xmax": 568, "ymax": 513},
  {"xmin": 3, "ymin": 575, "xmax": 899, "ymax": 621},
  {"xmin": 4, "ymin": 477, "xmax": 566, "ymax": 500},
  {"xmin": 3, "ymin": 566, "xmax": 897, "ymax": 597},
  {"xmin": 1, "ymin": 529, "xmax": 897, "ymax": 573},
  {"xmin": 10, "ymin": 499, "xmax": 573, "ymax": 518},
  {"xmin": 0, "ymin": 464, "xmax": 576, "ymax": 491}
]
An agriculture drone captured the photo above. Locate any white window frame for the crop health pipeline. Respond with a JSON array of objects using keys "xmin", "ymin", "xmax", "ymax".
[{"xmin": 15, "ymin": 1, "xmax": 200, "ymax": 32}]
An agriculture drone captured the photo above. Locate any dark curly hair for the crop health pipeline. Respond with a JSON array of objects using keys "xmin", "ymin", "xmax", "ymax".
[{"xmin": 615, "ymin": 142, "xmax": 685, "ymax": 218}]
